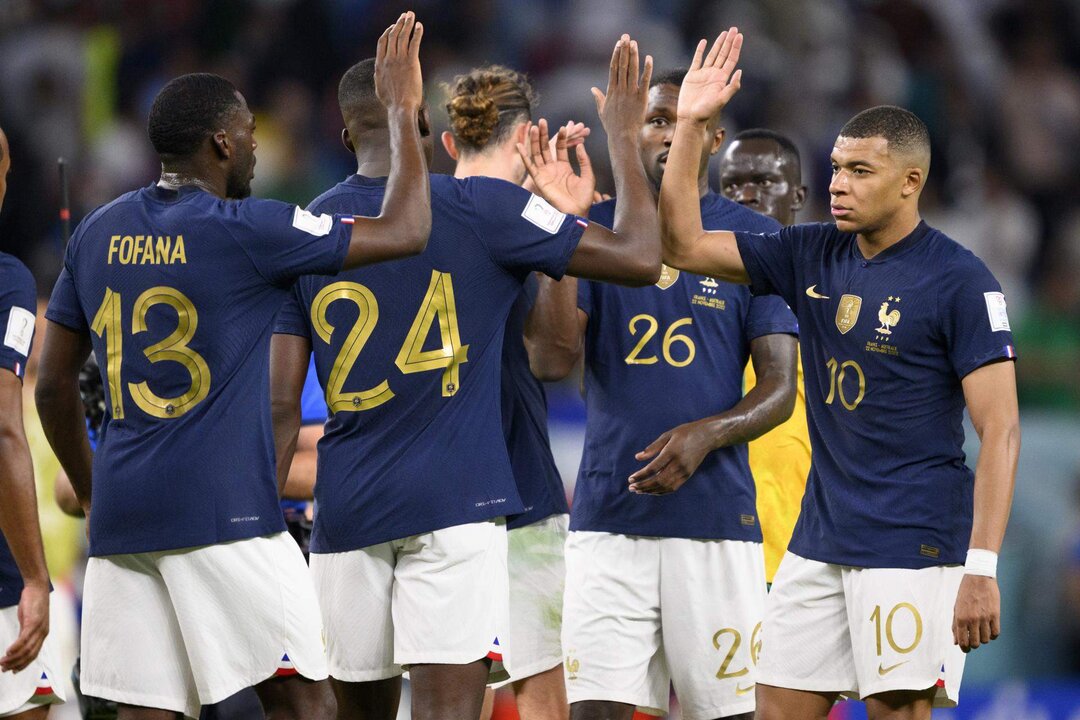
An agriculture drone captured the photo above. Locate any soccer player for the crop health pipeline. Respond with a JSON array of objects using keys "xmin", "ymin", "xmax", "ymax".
[
  {"xmin": 440, "ymin": 67, "xmax": 578, "ymax": 720},
  {"xmin": 660, "ymin": 29, "xmax": 1020, "ymax": 720},
  {"xmin": 270, "ymin": 36, "xmax": 659, "ymax": 720},
  {"xmin": 0, "ymin": 126, "xmax": 64, "ymax": 719},
  {"xmin": 34, "ymin": 13, "xmax": 431, "ymax": 719},
  {"xmin": 719, "ymin": 129, "xmax": 811, "ymax": 585},
  {"xmin": 526, "ymin": 63, "xmax": 798, "ymax": 720}
]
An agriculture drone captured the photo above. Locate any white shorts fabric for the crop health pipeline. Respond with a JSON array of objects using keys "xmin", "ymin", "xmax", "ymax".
[
  {"xmin": 310, "ymin": 518, "xmax": 510, "ymax": 684},
  {"xmin": 81, "ymin": 532, "xmax": 327, "ymax": 719},
  {"xmin": 758, "ymin": 552, "xmax": 966, "ymax": 707},
  {"xmin": 0, "ymin": 599, "xmax": 66, "ymax": 717},
  {"xmin": 491, "ymin": 513, "xmax": 568, "ymax": 688},
  {"xmin": 562, "ymin": 532, "xmax": 766, "ymax": 720}
]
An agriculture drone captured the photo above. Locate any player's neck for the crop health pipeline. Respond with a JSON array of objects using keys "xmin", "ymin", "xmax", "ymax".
[
  {"xmin": 355, "ymin": 153, "xmax": 391, "ymax": 178},
  {"xmin": 453, "ymin": 155, "xmax": 521, "ymax": 184},
  {"xmin": 856, "ymin": 210, "xmax": 922, "ymax": 259},
  {"xmin": 157, "ymin": 167, "xmax": 223, "ymax": 198}
]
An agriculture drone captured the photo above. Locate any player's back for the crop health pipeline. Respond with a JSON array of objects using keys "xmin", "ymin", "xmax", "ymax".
[
  {"xmin": 45, "ymin": 184, "xmax": 349, "ymax": 556},
  {"xmin": 279, "ymin": 173, "xmax": 585, "ymax": 553}
]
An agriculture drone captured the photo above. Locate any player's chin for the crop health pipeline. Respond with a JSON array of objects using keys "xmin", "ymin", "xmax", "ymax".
[{"xmin": 832, "ymin": 216, "xmax": 861, "ymax": 233}]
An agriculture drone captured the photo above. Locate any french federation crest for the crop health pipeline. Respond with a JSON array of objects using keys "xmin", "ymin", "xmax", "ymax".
[
  {"xmin": 655, "ymin": 264, "xmax": 680, "ymax": 290},
  {"xmin": 835, "ymin": 294, "xmax": 862, "ymax": 334}
]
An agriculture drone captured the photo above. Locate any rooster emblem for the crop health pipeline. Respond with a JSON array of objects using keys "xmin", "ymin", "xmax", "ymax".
[{"xmin": 876, "ymin": 296, "xmax": 901, "ymax": 335}]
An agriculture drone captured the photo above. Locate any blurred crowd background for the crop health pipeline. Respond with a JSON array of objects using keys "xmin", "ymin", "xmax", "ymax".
[{"xmin": 1, "ymin": 0, "xmax": 1079, "ymax": 717}]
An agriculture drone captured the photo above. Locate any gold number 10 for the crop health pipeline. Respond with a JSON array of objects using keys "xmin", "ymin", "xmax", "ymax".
[{"xmin": 825, "ymin": 357, "xmax": 866, "ymax": 410}]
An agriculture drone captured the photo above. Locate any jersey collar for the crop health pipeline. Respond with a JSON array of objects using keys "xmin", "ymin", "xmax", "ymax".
[{"xmin": 854, "ymin": 220, "xmax": 931, "ymax": 264}]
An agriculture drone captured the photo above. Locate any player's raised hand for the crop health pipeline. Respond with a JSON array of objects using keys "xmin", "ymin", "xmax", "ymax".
[
  {"xmin": 0, "ymin": 583, "xmax": 48, "ymax": 673},
  {"xmin": 952, "ymin": 574, "xmax": 1001, "ymax": 653},
  {"xmin": 627, "ymin": 420, "xmax": 714, "ymax": 495},
  {"xmin": 677, "ymin": 27, "xmax": 744, "ymax": 123},
  {"xmin": 592, "ymin": 34, "xmax": 653, "ymax": 139},
  {"xmin": 375, "ymin": 11, "xmax": 424, "ymax": 111},
  {"xmin": 517, "ymin": 118, "xmax": 596, "ymax": 216}
]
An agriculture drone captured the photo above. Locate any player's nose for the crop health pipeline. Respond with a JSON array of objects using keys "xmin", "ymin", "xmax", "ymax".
[{"xmin": 735, "ymin": 184, "xmax": 759, "ymax": 205}]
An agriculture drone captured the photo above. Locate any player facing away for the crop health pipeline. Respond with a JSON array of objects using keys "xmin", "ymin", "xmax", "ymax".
[
  {"xmin": 0, "ymin": 126, "xmax": 65, "ymax": 719},
  {"xmin": 270, "ymin": 35, "xmax": 660, "ymax": 720},
  {"xmin": 659, "ymin": 29, "xmax": 1021, "ymax": 720},
  {"xmin": 440, "ymin": 66, "xmax": 577, "ymax": 720},
  {"xmin": 34, "ymin": 13, "xmax": 431, "ymax": 719},
  {"xmin": 525, "ymin": 63, "xmax": 798, "ymax": 720},
  {"xmin": 720, "ymin": 129, "xmax": 812, "ymax": 585}
]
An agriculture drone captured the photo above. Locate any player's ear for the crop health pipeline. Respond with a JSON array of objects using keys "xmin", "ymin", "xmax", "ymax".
[
  {"xmin": 418, "ymin": 105, "xmax": 432, "ymax": 137},
  {"xmin": 212, "ymin": 129, "xmax": 230, "ymax": 160},
  {"xmin": 708, "ymin": 125, "xmax": 725, "ymax": 156},
  {"xmin": 901, "ymin": 166, "xmax": 924, "ymax": 199},
  {"xmin": 440, "ymin": 131, "xmax": 459, "ymax": 161},
  {"xmin": 793, "ymin": 184, "xmax": 807, "ymax": 211},
  {"xmin": 342, "ymin": 128, "xmax": 356, "ymax": 154},
  {"xmin": 512, "ymin": 121, "xmax": 529, "ymax": 147}
]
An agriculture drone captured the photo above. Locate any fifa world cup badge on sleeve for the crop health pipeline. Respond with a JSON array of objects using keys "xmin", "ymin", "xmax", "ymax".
[
  {"xmin": 520, "ymin": 194, "xmax": 567, "ymax": 234},
  {"xmin": 3, "ymin": 306, "xmax": 34, "ymax": 355},
  {"xmin": 984, "ymin": 292, "xmax": 1010, "ymax": 332},
  {"xmin": 291, "ymin": 207, "xmax": 333, "ymax": 237}
]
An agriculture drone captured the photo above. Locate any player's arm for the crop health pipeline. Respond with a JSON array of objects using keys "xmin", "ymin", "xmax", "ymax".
[
  {"xmin": 282, "ymin": 424, "xmax": 321, "ymax": 501},
  {"xmin": 657, "ymin": 29, "xmax": 749, "ymax": 283},
  {"xmin": 628, "ymin": 332, "xmax": 797, "ymax": 495},
  {"xmin": 340, "ymin": 12, "xmax": 431, "ymax": 269},
  {"xmin": 0, "ymin": 369, "xmax": 50, "ymax": 673},
  {"xmin": 35, "ymin": 322, "xmax": 94, "ymax": 516},
  {"xmin": 270, "ymin": 333, "xmax": 312, "ymax": 496},
  {"xmin": 54, "ymin": 468, "xmax": 84, "ymax": 517},
  {"xmin": 953, "ymin": 359, "xmax": 1020, "ymax": 652},
  {"xmin": 524, "ymin": 275, "xmax": 587, "ymax": 382},
  {"xmin": 519, "ymin": 37, "xmax": 660, "ymax": 287}
]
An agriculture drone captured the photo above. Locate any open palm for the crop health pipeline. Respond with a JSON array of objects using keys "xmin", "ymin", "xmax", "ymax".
[
  {"xmin": 677, "ymin": 27, "xmax": 744, "ymax": 123},
  {"xmin": 518, "ymin": 118, "xmax": 595, "ymax": 216}
]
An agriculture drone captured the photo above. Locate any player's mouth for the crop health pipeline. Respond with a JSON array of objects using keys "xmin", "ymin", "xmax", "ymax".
[
  {"xmin": 831, "ymin": 205, "xmax": 851, "ymax": 218},
  {"xmin": 657, "ymin": 151, "xmax": 668, "ymax": 166}
]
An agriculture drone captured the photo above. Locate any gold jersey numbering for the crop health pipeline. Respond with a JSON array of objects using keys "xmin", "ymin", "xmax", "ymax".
[{"xmin": 311, "ymin": 270, "xmax": 469, "ymax": 413}]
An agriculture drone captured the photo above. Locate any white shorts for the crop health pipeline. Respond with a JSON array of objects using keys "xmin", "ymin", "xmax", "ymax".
[
  {"xmin": 310, "ymin": 519, "xmax": 510, "ymax": 684},
  {"xmin": 491, "ymin": 513, "xmax": 568, "ymax": 688},
  {"xmin": 81, "ymin": 532, "xmax": 327, "ymax": 719},
  {"xmin": 758, "ymin": 552, "xmax": 966, "ymax": 706},
  {"xmin": 562, "ymin": 532, "xmax": 766, "ymax": 720},
  {"xmin": 0, "ymin": 599, "xmax": 66, "ymax": 717}
]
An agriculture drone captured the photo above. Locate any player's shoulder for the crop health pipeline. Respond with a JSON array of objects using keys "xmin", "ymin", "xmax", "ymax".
[
  {"xmin": 308, "ymin": 174, "xmax": 392, "ymax": 214},
  {"xmin": 448, "ymin": 174, "xmax": 526, "ymax": 204},
  {"xmin": 924, "ymin": 225, "xmax": 995, "ymax": 281},
  {"xmin": 0, "ymin": 252, "xmax": 34, "ymax": 299},
  {"xmin": 73, "ymin": 186, "xmax": 151, "ymax": 238},
  {"xmin": 702, "ymin": 193, "xmax": 782, "ymax": 233}
]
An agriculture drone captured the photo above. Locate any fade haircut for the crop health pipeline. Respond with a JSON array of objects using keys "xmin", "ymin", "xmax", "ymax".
[
  {"xmin": 838, "ymin": 105, "xmax": 930, "ymax": 163},
  {"xmin": 733, "ymin": 128, "xmax": 802, "ymax": 177},
  {"xmin": 148, "ymin": 73, "xmax": 243, "ymax": 158},
  {"xmin": 338, "ymin": 58, "xmax": 382, "ymax": 126}
]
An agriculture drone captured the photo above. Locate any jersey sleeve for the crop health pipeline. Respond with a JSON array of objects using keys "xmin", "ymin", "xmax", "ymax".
[
  {"xmin": 273, "ymin": 284, "xmax": 312, "ymax": 340},
  {"xmin": 577, "ymin": 279, "xmax": 595, "ymax": 318},
  {"xmin": 734, "ymin": 226, "xmax": 803, "ymax": 306},
  {"xmin": 940, "ymin": 255, "xmax": 1018, "ymax": 379},
  {"xmin": 745, "ymin": 294, "xmax": 799, "ymax": 341},
  {"xmin": 467, "ymin": 179, "xmax": 587, "ymax": 280},
  {"xmin": 0, "ymin": 258, "xmax": 37, "ymax": 380},
  {"xmin": 226, "ymin": 198, "xmax": 351, "ymax": 286},
  {"xmin": 45, "ymin": 239, "xmax": 89, "ymax": 333}
]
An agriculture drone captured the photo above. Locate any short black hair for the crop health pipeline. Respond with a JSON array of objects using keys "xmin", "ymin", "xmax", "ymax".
[
  {"xmin": 338, "ymin": 58, "xmax": 381, "ymax": 124},
  {"xmin": 650, "ymin": 68, "xmax": 688, "ymax": 89},
  {"xmin": 147, "ymin": 73, "xmax": 243, "ymax": 158},
  {"xmin": 732, "ymin": 128, "xmax": 802, "ymax": 174},
  {"xmin": 838, "ymin": 105, "xmax": 930, "ymax": 159}
]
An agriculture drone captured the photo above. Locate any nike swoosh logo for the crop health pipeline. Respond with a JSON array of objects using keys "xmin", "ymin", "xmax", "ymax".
[
  {"xmin": 878, "ymin": 661, "xmax": 909, "ymax": 676},
  {"xmin": 735, "ymin": 683, "xmax": 755, "ymax": 696},
  {"xmin": 805, "ymin": 285, "xmax": 830, "ymax": 299}
]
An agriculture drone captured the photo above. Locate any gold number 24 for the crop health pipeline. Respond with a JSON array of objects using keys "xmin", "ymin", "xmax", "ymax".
[{"xmin": 311, "ymin": 270, "xmax": 469, "ymax": 413}]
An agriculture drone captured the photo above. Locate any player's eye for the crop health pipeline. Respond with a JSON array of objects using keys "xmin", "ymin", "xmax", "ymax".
[
  {"xmin": 649, "ymin": 118, "xmax": 667, "ymax": 127},
  {"xmin": 759, "ymin": 179, "xmax": 773, "ymax": 187},
  {"xmin": 830, "ymin": 164, "xmax": 840, "ymax": 174}
]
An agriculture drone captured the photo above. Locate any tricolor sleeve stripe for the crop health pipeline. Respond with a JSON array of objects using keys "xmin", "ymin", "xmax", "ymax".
[
  {"xmin": 340, "ymin": 216, "xmax": 355, "ymax": 225},
  {"xmin": 575, "ymin": 219, "xmax": 588, "ymax": 229}
]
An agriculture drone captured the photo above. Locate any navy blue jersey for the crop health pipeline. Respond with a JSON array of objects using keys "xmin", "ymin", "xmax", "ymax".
[
  {"xmin": 275, "ymin": 174, "xmax": 586, "ymax": 553},
  {"xmin": 502, "ymin": 275, "xmax": 569, "ymax": 530},
  {"xmin": 45, "ymin": 184, "xmax": 350, "ymax": 556},
  {"xmin": 573, "ymin": 194, "xmax": 795, "ymax": 540},
  {"xmin": 0, "ymin": 253, "xmax": 36, "ymax": 608},
  {"xmin": 300, "ymin": 354, "xmax": 328, "ymax": 426},
  {"xmin": 735, "ymin": 221, "xmax": 1017, "ymax": 568}
]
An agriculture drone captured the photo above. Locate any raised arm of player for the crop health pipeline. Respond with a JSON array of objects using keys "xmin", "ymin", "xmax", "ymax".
[
  {"xmin": 35, "ymin": 323, "xmax": 94, "ymax": 518},
  {"xmin": 0, "ymin": 369, "xmax": 50, "ymax": 673},
  {"xmin": 524, "ymin": 274, "xmax": 588, "ymax": 382},
  {"xmin": 270, "ymin": 333, "xmax": 313, "ymax": 497},
  {"xmin": 519, "ymin": 36, "xmax": 660, "ymax": 287},
  {"xmin": 341, "ymin": 11, "xmax": 431, "ymax": 269},
  {"xmin": 626, "ymin": 332, "xmax": 797, "ymax": 495},
  {"xmin": 658, "ymin": 28, "xmax": 749, "ymax": 283},
  {"xmin": 952, "ymin": 359, "xmax": 1020, "ymax": 652}
]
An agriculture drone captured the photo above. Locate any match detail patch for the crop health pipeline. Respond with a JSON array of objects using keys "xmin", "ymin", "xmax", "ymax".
[
  {"xmin": 291, "ymin": 207, "xmax": 333, "ymax": 237},
  {"xmin": 983, "ymin": 292, "xmax": 1010, "ymax": 332},
  {"xmin": 521, "ymin": 194, "xmax": 566, "ymax": 234},
  {"xmin": 3, "ymin": 306, "xmax": 34, "ymax": 356}
]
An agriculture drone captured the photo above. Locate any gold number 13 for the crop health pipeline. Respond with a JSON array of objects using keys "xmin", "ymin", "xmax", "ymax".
[{"xmin": 91, "ymin": 286, "xmax": 211, "ymax": 420}]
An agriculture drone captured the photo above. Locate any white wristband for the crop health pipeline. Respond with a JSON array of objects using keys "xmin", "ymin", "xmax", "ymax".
[{"xmin": 964, "ymin": 549, "xmax": 998, "ymax": 578}]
